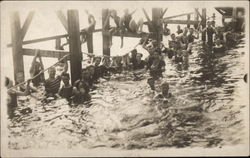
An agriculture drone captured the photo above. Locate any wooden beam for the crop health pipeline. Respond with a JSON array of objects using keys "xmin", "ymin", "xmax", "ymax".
[
  {"xmin": 7, "ymin": 28, "xmax": 103, "ymax": 47},
  {"xmin": 152, "ymin": 8, "xmax": 163, "ymax": 45},
  {"xmin": 67, "ymin": 10, "xmax": 82, "ymax": 85},
  {"xmin": 55, "ymin": 38, "xmax": 61, "ymax": 50},
  {"xmin": 164, "ymin": 12, "xmax": 194, "ymax": 20},
  {"xmin": 86, "ymin": 33, "xmax": 93, "ymax": 54},
  {"xmin": 164, "ymin": 19, "xmax": 199, "ymax": 25},
  {"xmin": 202, "ymin": 8, "xmax": 206, "ymax": 42},
  {"xmin": 187, "ymin": 14, "xmax": 191, "ymax": 26},
  {"xmin": 21, "ymin": 11, "xmax": 35, "ymax": 40},
  {"xmin": 102, "ymin": 9, "xmax": 110, "ymax": 56},
  {"xmin": 22, "ymin": 48, "xmax": 69, "ymax": 59},
  {"xmin": 161, "ymin": 8, "xmax": 168, "ymax": 18},
  {"xmin": 112, "ymin": 31, "xmax": 149, "ymax": 38},
  {"xmin": 195, "ymin": 8, "xmax": 202, "ymax": 19},
  {"xmin": 142, "ymin": 8, "xmax": 153, "ymax": 32},
  {"xmin": 56, "ymin": 10, "xmax": 68, "ymax": 32},
  {"xmin": 10, "ymin": 12, "xmax": 25, "ymax": 84}
]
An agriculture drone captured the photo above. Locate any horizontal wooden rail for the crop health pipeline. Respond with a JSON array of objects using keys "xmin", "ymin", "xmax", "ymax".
[
  {"xmin": 112, "ymin": 31, "xmax": 150, "ymax": 38},
  {"xmin": 7, "ymin": 28, "xmax": 103, "ymax": 47},
  {"xmin": 163, "ymin": 19, "xmax": 199, "ymax": 25},
  {"xmin": 164, "ymin": 12, "xmax": 194, "ymax": 20},
  {"xmin": 22, "ymin": 48, "xmax": 69, "ymax": 59}
]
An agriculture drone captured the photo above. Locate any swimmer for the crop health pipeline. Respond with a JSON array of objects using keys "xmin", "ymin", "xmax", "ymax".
[{"xmin": 80, "ymin": 10, "xmax": 96, "ymax": 44}]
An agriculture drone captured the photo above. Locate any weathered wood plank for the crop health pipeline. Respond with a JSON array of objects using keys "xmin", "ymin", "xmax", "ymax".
[
  {"xmin": 7, "ymin": 28, "xmax": 102, "ymax": 47},
  {"xmin": 163, "ymin": 19, "xmax": 199, "ymax": 25},
  {"xmin": 56, "ymin": 10, "xmax": 68, "ymax": 32},
  {"xmin": 112, "ymin": 31, "xmax": 148, "ymax": 38},
  {"xmin": 164, "ymin": 12, "xmax": 194, "ymax": 20},
  {"xmin": 10, "ymin": 12, "xmax": 25, "ymax": 84},
  {"xmin": 86, "ymin": 33, "xmax": 93, "ymax": 54},
  {"xmin": 161, "ymin": 8, "xmax": 168, "ymax": 18},
  {"xmin": 202, "ymin": 8, "xmax": 206, "ymax": 42},
  {"xmin": 67, "ymin": 10, "xmax": 82, "ymax": 85},
  {"xmin": 152, "ymin": 8, "xmax": 163, "ymax": 45},
  {"xmin": 102, "ymin": 9, "xmax": 110, "ymax": 56},
  {"xmin": 22, "ymin": 48, "xmax": 69, "ymax": 59},
  {"xmin": 21, "ymin": 11, "xmax": 35, "ymax": 40}
]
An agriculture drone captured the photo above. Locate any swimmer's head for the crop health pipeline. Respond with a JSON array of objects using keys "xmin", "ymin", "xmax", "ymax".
[
  {"xmin": 81, "ymin": 68, "xmax": 90, "ymax": 80},
  {"xmin": 94, "ymin": 57, "xmax": 101, "ymax": 66},
  {"xmin": 177, "ymin": 25, "xmax": 181, "ymax": 29},
  {"xmin": 61, "ymin": 72, "xmax": 70, "ymax": 85},
  {"xmin": 16, "ymin": 72, "xmax": 24, "ymax": 84},
  {"xmin": 48, "ymin": 67, "xmax": 56, "ymax": 78},
  {"xmin": 136, "ymin": 53, "xmax": 143, "ymax": 61},
  {"xmin": 5, "ymin": 77, "xmax": 13, "ymax": 89},
  {"xmin": 124, "ymin": 9, "xmax": 129, "ymax": 15},
  {"xmin": 131, "ymin": 49, "xmax": 137, "ymax": 57},
  {"xmin": 87, "ymin": 65, "xmax": 95, "ymax": 76},
  {"xmin": 187, "ymin": 24, "xmax": 190, "ymax": 28},
  {"xmin": 189, "ymin": 28, "xmax": 194, "ymax": 34},
  {"xmin": 171, "ymin": 34, "xmax": 176, "ymax": 40},
  {"xmin": 161, "ymin": 82, "xmax": 169, "ymax": 95},
  {"xmin": 110, "ymin": 10, "xmax": 117, "ymax": 17}
]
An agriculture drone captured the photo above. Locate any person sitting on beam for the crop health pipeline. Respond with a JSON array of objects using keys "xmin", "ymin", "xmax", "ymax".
[
  {"xmin": 119, "ymin": 9, "xmax": 144, "ymax": 48},
  {"xmin": 80, "ymin": 10, "xmax": 96, "ymax": 44}
]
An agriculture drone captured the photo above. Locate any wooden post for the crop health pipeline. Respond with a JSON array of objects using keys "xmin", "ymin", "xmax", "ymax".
[
  {"xmin": 232, "ymin": 7, "xmax": 237, "ymax": 31},
  {"xmin": 152, "ymin": 8, "xmax": 163, "ymax": 47},
  {"xmin": 201, "ymin": 8, "xmax": 206, "ymax": 42},
  {"xmin": 10, "ymin": 12, "xmax": 25, "ymax": 84},
  {"xmin": 67, "ymin": 10, "xmax": 82, "ymax": 85},
  {"xmin": 102, "ymin": 9, "xmax": 110, "ymax": 56},
  {"xmin": 55, "ymin": 38, "xmax": 61, "ymax": 50},
  {"xmin": 86, "ymin": 33, "xmax": 93, "ymax": 54},
  {"xmin": 187, "ymin": 14, "xmax": 191, "ymax": 27},
  {"xmin": 194, "ymin": 8, "xmax": 199, "ymax": 29}
]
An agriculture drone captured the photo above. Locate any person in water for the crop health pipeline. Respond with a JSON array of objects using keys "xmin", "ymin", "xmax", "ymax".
[
  {"xmin": 80, "ymin": 10, "xmax": 96, "ymax": 44},
  {"xmin": 58, "ymin": 72, "xmax": 73, "ymax": 103},
  {"xmin": 163, "ymin": 23, "xmax": 171, "ymax": 36},
  {"xmin": 147, "ymin": 51, "xmax": 166, "ymax": 90},
  {"xmin": 5, "ymin": 77, "xmax": 31, "ymax": 119},
  {"xmin": 201, "ymin": 21, "xmax": 217, "ymax": 48},
  {"xmin": 153, "ymin": 81, "xmax": 172, "ymax": 100},
  {"xmin": 71, "ymin": 68, "xmax": 91, "ymax": 104},
  {"xmin": 29, "ymin": 50, "xmax": 45, "ymax": 87},
  {"xmin": 44, "ymin": 56, "xmax": 68, "ymax": 98},
  {"xmin": 176, "ymin": 25, "xmax": 183, "ymax": 35},
  {"xmin": 119, "ymin": 9, "xmax": 143, "ymax": 48}
]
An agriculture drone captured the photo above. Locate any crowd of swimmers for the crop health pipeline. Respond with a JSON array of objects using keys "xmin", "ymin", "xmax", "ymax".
[{"xmin": 5, "ymin": 10, "xmax": 245, "ymax": 119}]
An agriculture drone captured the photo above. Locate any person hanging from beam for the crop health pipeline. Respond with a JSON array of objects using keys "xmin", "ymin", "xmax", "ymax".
[
  {"xmin": 29, "ymin": 49, "xmax": 45, "ymax": 87},
  {"xmin": 119, "ymin": 9, "xmax": 144, "ymax": 48},
  {"xmin": 5, "ymin": 77, "xmax": 31, "ymax": 119},
  {"xmin": 80, "ymin": 10, "xmax": 96, "ymax": 44}
]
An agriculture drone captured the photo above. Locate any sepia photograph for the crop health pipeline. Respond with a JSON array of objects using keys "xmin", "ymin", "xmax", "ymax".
[{"xmin": 0, "ymin": 0, "xmax": 249, "ymax": 157}]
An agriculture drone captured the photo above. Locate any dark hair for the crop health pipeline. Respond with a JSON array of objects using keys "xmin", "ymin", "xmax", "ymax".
[
  {"xmin": 5, "ymin": 77, "xmax": 10, "ymax": 87},
  {"xmin": 187, "ymin": 24, "xmax": 190, "ymax": 28},
  {"xmin": 131, "ymin": 49, "xmax": 137, "ymax": 53},
  {"xmin": 171, "ymin": 33, "xmax": 175, "ymax": 36},
  {"xmin": 61, "ymin": 72, "xmax": 70, "ymax": 78}
]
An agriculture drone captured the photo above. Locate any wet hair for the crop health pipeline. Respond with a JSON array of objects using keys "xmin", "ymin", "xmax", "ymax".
[
  {"xmin": 61, "ymin": 72, "xmax": 70, "ymax": 78},
  {"xmin": 171, "ymin": 33, "xmax": 175, "ymax": 37},
  {"xmin": 131, "ymin": 49, "xmax": 137, "ymax": 54},
  {"xmin": 136, "ymin": 53, "xmax": 143, "ymax": 57},
  {"xmin": 187, "ymin": 24, "xmax": 190, "ymax": 28},
  {"xmin": 161, "ymin": 82, "xmax": 169, "ymax": 89},
  {"xmin": 5, "ymin": 77, "xmax": 10, "ymax": 87}
]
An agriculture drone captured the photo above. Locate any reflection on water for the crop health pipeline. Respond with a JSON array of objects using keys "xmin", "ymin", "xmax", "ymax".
[{"xmin": 7, "ymin": 39, "xmax": 248, "ymax": 150}]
